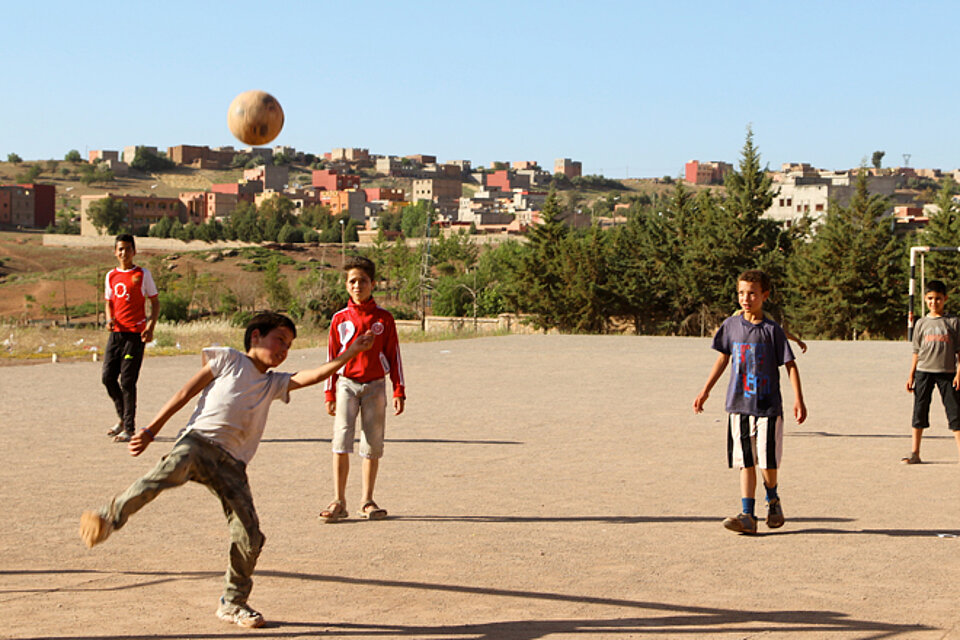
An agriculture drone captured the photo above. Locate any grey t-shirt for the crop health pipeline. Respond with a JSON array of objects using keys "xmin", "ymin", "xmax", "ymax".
[
  {"xmin": 181, "ymin": 347, "xmax": 292, "ymax": 464},
  {"xmin": 913, "ymin": 315, "xmax": 960, "ymax": 373},
  {"xmin": 711, "ymin": 314, "xmax": 795, "ymax": 417}
]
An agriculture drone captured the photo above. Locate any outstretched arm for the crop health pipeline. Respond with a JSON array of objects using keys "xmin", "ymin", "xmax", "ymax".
[
  {"xmin": 289, "ymin": 332, "xmax": 374, "ymax": 391},
  {"xmin": 693, "ymin": 353, "xmax": 730, "ymax": 413},
  {"xmin": 785, "ymin": 360, "xmax": 807, "ymax": 424},
  {"xmin": 129, "ymin": 364, "xmax": 215, "ymax": 456}
]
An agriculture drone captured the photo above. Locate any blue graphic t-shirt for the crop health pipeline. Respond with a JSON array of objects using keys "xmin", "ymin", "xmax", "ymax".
[{"xmin": 711, "ymin": 315, "xmax": 795, "ymax": 417}]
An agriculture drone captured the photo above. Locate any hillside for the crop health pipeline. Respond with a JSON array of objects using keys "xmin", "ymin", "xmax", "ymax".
[{"xmin": 0, "ymin": 231, "xmax": 347, "ymax": 325}]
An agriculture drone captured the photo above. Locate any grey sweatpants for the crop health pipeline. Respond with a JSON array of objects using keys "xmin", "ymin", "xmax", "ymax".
[{"xmin": 99, "ymin": 432, "xmax": 264, "ymax": 605}]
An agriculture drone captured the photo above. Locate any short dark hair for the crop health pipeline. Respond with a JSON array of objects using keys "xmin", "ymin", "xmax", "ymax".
[
  {"xmin": 115, "ymin": 233, "xmax": 135, "ymax": 250},
  {"xmin": 244, "ymin": 311, "xmax": 296, "ymax": 350},
  {"xmin": 738, "ymin": 269, "xmax": 771, "ymax": 293},
  {"xmin": 926, "ymin": 279, "xmax": 948, "ymax": 296},
  {"xmin": 344, "ymin": 255, "xmax": 376, "ymax": 280}
]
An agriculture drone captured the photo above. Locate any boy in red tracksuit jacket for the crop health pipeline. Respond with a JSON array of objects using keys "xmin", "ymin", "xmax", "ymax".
[{"xmin": 319, "ymin": 256, "xmax": 405, "ymax": 523}]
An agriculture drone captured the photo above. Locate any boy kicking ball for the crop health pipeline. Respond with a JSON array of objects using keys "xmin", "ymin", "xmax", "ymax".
[
  {"xmin": 80, "ymin": 312, "xmax": 372, "ymax": 627},
  {"xmin": 693, "ymin": 270, "xmax": 807, "ymax": 535}
]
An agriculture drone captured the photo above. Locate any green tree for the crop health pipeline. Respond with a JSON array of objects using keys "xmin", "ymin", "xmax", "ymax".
[
  {"xmin": 917, "ymin": 178, "xmax": 960, "ymax": 295},
  {"xmin": 64, "ymin": 150, "xmax": 82, "ymax": 162},
  {"xmin": 130, "ymin": 146, "xmax": 174, "ymax": 171},
  {"xmin": 7, "ymin": 153, "xmax": 22, "ymax": 164},
  {"xmin": 872, "ymin": 151, "xmax": 885, "ymax": 170},
  {"xmin": 400, "ymin": 201, "xmax": 435, "ymax": 238},
  {"xmin": 511, "ymin": 190, "xmax": 575, "ymax": 330},
  {"xmin": 262, "ymin": 257, "xmax": 293, "ymax": 310},
  {"xmin": 788, "ymin": 169, "xmax": 904, "ymax": 339},
  {"xmin": 87, "ymin": 197, "xmax": 129, "ymax": 235}
]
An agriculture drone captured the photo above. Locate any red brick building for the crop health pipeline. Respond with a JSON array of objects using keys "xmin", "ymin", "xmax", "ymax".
[
  {"xmin": 312, "ymin": 169, "xmax": 361, "ymax": 191},
  {"xmin": 684, "ymin": 160, "xmax": 733, "ymax": 185}
]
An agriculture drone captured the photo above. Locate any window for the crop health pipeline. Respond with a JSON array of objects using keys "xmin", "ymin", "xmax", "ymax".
[{"xmin": 815, "ymin": 204, "xmax": 824, "ymax": 212}]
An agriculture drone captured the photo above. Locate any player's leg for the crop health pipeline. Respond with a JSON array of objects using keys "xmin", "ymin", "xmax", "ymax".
[
  {"xmin": 724, "ymin": 414, "xmax": 759, "ymax": 533},
  {"xmin": 80, "ymin": 437, "xmax": 197, "ymax": 547},
  {"xmin": 938, "ymin": 372, "xmax": 960, "ymax": 461},
  {"xmin": 756, "ymin": 415, "xmax": 785, "ymax": 528},
  {"xmin": 358, "ymin": 380, "xmax": 387, "ymax": 519},
  {"xmin": 322, "ymin": 381, "xmax": 360, "ymax": 522},
  {"xmin": 908, "ymin": 371, "xmax": 935, "ymax": 462},
  {"xmin": 117, "ymin": 333, "xmax": 146, "ymax": 437},
  {"xmin": 101, "ymin": 332, "xmax": 125, "ymax": 427},
  {"xmin": 196, "ymin": 447, "xmax": 265, "ymax": 628}
]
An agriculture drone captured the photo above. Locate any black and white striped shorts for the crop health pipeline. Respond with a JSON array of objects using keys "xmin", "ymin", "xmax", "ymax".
[{"xmin": 727, "ymin": 413, "xmax": 783, "ymax": 469}]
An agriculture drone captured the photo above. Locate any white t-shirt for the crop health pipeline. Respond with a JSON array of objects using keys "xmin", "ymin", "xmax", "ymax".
[{"xmin": 181, "ymin": 347, "xmax": 292, "ymax": 464}]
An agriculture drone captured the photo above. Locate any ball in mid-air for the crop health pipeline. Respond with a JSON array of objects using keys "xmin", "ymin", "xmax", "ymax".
[{"xmin": 227, "ymin": 90, "xmax": 284, "ymax": 145}]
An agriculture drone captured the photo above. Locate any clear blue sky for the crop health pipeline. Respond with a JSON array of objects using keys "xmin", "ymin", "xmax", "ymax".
[{"xmin": 3, "ymin": 1, "xmax": 958, "ymax": 178}]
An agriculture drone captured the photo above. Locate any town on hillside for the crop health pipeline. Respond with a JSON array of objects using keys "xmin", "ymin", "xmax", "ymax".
[{"xmin": 1, "ymin": 144, "xmax": 958, "ymax": 239}]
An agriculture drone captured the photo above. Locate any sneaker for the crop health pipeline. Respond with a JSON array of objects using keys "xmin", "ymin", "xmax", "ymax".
[
  {"xmin": 766, "ymin": 498, "xmax": 785, "ymax": 528},
  {"xmin": 216, "ymin": 598, "xmax": 265, "ymax": 628},
  {"xmin": 106, "ymin": 422, "xmax": 124, "ymax": 437},
  {"xmin": 79, "ymin": 511, "xmax": 113, "ymax": 548},
  {"xmin": 722, "ymin": 512, "xmax": 758, "ymax": 534}
]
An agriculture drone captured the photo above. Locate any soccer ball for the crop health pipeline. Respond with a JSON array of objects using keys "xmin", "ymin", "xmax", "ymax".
[{"xmin": 227, "ymin": 90, "xmax": 284, "ymax": 146}]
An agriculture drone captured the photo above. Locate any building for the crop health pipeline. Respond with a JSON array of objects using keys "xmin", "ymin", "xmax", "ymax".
[
  {"xmin": 312, "ymin": 169, "xmax": 361, "ymax": 191},
  {"xmin": 319, "ymin": 189, "xmax": 366, "ymax": 221},
  {"xmin": 765, "ymin": 169, "xmax": 904, "ymax": 223},
  {"xmin": 80, "ymin": 193, "xmax": 184, "ymax": 236},
  {"xmin": 179, "ymin": 191, "xmax": 238, "ymax": 224},
  {"xmin": 554, "ymin": 158, "xmax": 582, "ymax": 179},
  {"xmin": 513, "ymin": 161, "xmax": 539, "ymax": 171},
  {"xmin": 330, "ymin": 148, "xmax": 370, "ymax": 163},
  {"xmin": 412, "ymin": 177, "xmax": 462, "ymax": 216},
  {"xmin": 0, "ymin": 186, "xmax": 34, "ymax": 227},
  {"xmin": 684, "ymin": 160, "xmax": 733, "ymax": 185},
  {"xmin": 364, "ymin": 187, "xmax": 405, "ymax": 202},
  {"xmin": 167, "ymin": 145, "xmax": 234, "ymax": 169},
  {"xmin": 122, "ymin": 146, "xmax": 158, "ymax": 164},
  {"xmin": 212, "ymin": 180, "xmax": 263, "ymax": 205},
  {"xmin": 244, "ymin": 164, "xmax": 288, "ymax": 192},
  {"xmin": 406, "ymin": 154, "xmax": 436, "ymax": 165},
  {"xmin": 89, "ymin": 150, "xmax": 119, "ymax": 163},
  {"xmin": 0, "ymin": 183, "xmax": 55, "ymax": 228},
  {"xmin": 486, "ymin": 170, "xmax": 531, "ymax": 192}
]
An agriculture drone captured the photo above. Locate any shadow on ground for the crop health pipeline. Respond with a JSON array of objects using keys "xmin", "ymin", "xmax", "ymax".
[{"xmin": 1, "ymin": 568, "xmax": 931, "ymax": 639}]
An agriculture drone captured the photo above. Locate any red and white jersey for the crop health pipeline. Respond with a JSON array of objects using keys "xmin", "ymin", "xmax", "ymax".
[
  {"xmin": 105, "ymin": 266, "xmax": 158, "ymax": 333},
  {"xmin": 324, "ymin": 297, "xmax": 405, "ymax": 401}
]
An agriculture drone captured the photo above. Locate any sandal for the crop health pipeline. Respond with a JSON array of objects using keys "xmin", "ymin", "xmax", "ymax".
[
  {"xmin": 900, "ymin": 452, "xmax": 922, "ymax": 465},
  {"xmin": 318, "ymin": 500, "xmax": 347, "ymax": 523},
  {"xmin": 358, "ymin": 501, "xmax": 387, "ymax": 520}
]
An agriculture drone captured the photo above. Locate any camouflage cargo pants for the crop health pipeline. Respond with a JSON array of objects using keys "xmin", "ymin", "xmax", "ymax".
[{"xmin": 100, "ymin": 431, "xmax": 264, "ymax": 605}]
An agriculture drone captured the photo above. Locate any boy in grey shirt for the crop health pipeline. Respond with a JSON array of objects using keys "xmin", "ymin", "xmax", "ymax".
[{"xmin": 905, "ymin": 280, "xmax": 960, "ymax": 464}]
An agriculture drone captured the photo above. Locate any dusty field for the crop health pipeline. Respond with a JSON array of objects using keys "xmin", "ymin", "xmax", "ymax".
[{"xmin": 2, "ymin": 334, "xmax": 958, "ymax": 639}]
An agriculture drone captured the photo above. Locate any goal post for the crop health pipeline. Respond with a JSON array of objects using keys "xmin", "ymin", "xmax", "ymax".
[{"xmin": 908, "ymin": 245, "xmax": 960, "ymax": 340}]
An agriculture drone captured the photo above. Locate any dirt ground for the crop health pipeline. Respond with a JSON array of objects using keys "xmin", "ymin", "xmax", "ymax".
[{"xmin": 2, "ymin": 334, "xmax": 959, "ymax": 639}]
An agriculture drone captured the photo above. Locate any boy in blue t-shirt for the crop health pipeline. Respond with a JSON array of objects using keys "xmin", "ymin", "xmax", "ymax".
[{"xmin": 693, "ymin": 270, "xmax": 807, "ymax": 535}]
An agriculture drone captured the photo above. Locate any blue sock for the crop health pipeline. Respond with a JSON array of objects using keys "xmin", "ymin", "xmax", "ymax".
[
  {"xmin": 741, "ymin": 498, "xmax": 756, "ymax": 516},
  {"xmin": 765, "ymin": 484, "xmax": 779, "ymax": 502}
]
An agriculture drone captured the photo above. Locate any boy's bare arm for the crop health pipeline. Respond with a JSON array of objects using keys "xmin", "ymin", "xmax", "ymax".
[
  {"xmin": 289, "ymin": 332, "xmax": 374, "ymax": 391},
  {"xmin": 785, "ymin": 360, "xmax": 807, "ymax": 424},
  {"xmin": 128, "ymin": 364, "xmax": 215, "ymax": 456},
  {"xmin": 142, "ymin": 295, "xmax": 160, "ymax": 343},
  {"xmin": 906, "ymin": 353, "xmax": 919, "ymax": 392},
  {"xmin": 693, "ymin": 353, "xmax": 730, "ymax": 413}
]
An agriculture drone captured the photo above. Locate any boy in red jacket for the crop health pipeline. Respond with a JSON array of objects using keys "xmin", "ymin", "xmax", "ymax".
[{"xmin": 320, "ymin": 256, "xmax": 405, "ymax": 522}]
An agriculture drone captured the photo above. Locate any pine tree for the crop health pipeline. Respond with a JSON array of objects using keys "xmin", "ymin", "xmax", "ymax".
[
  {"xmin": 919, "ymin": 178, "xmax": 960, "ymax": 298},
  {"xmin": 788, "ymin": 169, "xmax": 904, "ymax": 339}
]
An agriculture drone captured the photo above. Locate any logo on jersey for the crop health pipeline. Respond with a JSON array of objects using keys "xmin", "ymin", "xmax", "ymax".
[
  {"xmin": 372, "ymin": 321, "xmax": 385, "ymax": 336},
  {"xmin": 113, "ymin": 282, "xmax": 129, "ymax": 301}
]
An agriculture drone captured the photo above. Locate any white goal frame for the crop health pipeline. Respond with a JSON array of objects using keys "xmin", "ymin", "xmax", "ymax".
[{"xmin": 909, "ymin": 246, "xmax": 960, "ymax": 339}]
